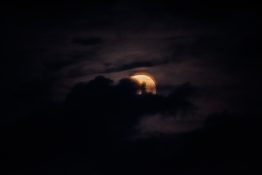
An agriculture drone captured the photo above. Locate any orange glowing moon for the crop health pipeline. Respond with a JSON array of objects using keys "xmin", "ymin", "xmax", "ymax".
[{"xmin": 130, "ymin": 73, "xmax": 157, "ymax": 94}]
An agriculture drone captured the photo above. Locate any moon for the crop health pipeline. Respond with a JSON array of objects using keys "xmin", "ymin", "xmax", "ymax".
[{"xmin": 130, "ymin": 73, "xmax": 157, "ymax": 94}]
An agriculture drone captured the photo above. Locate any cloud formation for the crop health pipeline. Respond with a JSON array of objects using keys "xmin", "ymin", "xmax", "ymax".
[{"xmin": 1, "ymin": 75, "xmax": 261, "ymax": 175}]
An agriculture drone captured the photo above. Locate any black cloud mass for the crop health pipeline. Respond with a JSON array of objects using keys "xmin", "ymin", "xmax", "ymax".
[{"xmin": 1, "ymin": 76, "xmax": 261, "ymax": 174}]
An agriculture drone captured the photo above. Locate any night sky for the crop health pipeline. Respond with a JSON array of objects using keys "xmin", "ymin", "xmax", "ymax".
[{"xmin": 0, "ymin": 0, "xmax": 261, "ymax": 174}]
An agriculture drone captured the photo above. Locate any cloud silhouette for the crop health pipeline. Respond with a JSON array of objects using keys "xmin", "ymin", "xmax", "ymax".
[
  {"xmin": 1, "ymin": 76, "xmax": 261, "ymax": 175},
  {"xmin": 65, "ymin": 76, "xmax": 198, "ymax": 123}
]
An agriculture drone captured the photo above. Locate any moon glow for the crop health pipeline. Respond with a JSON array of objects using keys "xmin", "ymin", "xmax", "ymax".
[{"xmin": 130, "ymin": 73, "xmax": 157, "ymax": 94}]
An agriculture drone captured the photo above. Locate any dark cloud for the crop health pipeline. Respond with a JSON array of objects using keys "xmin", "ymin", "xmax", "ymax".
[
  {"xmin": 1, "ymin": 76, "xmax": 261, "ymax": 174},
  {"xmin": 103, "ymin": 60, "xmax": 170, "ymax": 73},
  {"xmin": 2, "ymin": 76, "xmax": 200, "ymax": 174},
  {"xmin": 65, "ymin": 76, "xmax": 198, "ymax": 119}
]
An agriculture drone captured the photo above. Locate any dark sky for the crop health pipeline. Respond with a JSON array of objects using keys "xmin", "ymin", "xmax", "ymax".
[
  {"xmin": 1, "ymin": 0, "xmax": 260, "ymax": 118},
  {"xmin": 0, "ymin": 1, "xmax": 261, "ymax": 174}
]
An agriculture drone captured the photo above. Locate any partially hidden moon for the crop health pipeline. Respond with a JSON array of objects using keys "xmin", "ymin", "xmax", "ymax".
[{"xmin": 130, "ymin": 73, "xmax": 157, "ymax": 95}]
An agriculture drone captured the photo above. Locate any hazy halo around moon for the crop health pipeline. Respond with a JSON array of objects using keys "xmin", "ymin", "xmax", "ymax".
[{"xmin": 130, "ymin": 72, "xmax": 157, "ymax": 95}]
